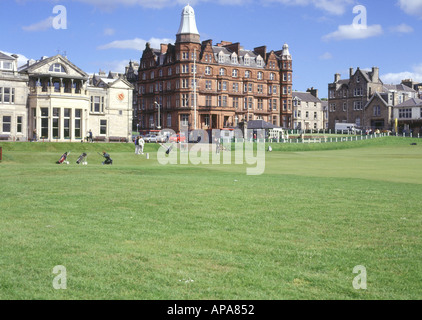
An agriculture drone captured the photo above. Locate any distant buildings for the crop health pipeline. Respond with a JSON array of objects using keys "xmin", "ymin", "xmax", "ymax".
[
  {"xmin": 0, "ymin": 52, "xmax": 29, "ymax": 141},
  {"xmin": 0, "ymin": 52, "xmax": 133, "ymax": 142},
  {"xmin": 134, "ymin": 4, "xmax": 293, "ymax": 133},
  {"xmin": 328, "ymin": 67, "xmax": 418, "ymax": 132},
  {"xmin": 292, "ymin": 88, "xmax": 328, "ymax": 130},
  {"xmin": 393, "ymin": 97, "xmax": 422, "ymax": 135}
]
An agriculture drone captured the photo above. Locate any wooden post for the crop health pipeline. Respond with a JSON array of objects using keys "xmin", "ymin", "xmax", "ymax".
[{"xmin": 0, "ymin": 147, "xmax": 2, "ymax": 161}]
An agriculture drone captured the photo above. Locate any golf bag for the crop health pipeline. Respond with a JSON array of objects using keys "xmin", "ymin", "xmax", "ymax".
[
  {"xmin": 56, "ymin": 152, "xmax": 69, "ymax": 165},
  {"xmin": 76, "ymin": 153, "xmax": 88, "ymax": 165},
  {"xmin": 102, "ymin": 153, "xmax": 113, "ymax": 165}
]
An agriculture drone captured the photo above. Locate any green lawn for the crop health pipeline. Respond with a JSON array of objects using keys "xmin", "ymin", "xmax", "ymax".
[{"xmin": 0, "ymin": 137, "xmax": 421, "ymax": 300}]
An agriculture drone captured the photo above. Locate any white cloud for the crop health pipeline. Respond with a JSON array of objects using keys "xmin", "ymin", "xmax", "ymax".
[
  {"xmin": 398, "ymin": 0, "xmax": 422, "ymax": 18},
  {"xmin": 381, "ymin": 63, "xmax": 422, "ymax": 84},
  {"xmin": 319, "ymin": 52, "xmax": 333, "ymax": 60},
  {"xmin": 322, "ymin": 24, "xmax": 383, "ymax": 41},
  {"xmin": 98, "ymin": 37, "xmax": 173, "ymax": 51},
  {"xmin": 22, "ymin": 16, "xmax": 54, "ymax": 32},
  {"xmin": 104, "ymin": 28, "xmax": 116, "ymax": 36},
  {"xmin": 389, "ymin": 23, "xmax": 414, "ymax": 33},
  {"xmin": 262, "ymin": 0, "xmax": 354, "ymax": 15},
  {"xmin": 99, "ymin": 60, "xmax": 131, "ymax": 73}
]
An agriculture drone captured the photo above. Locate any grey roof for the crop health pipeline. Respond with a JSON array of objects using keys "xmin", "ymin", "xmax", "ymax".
[
  {"xmin": 383, "ymin": 84, "xmax": 416, "ymax": 93},
  {"xmin": 0, "ymin": 51, "xmax": 15, "ymax": 61},
  {"xmin": 212, "ymin": 46, "xmax": 264, "ymax": 68},
  {"xmin": 247, "ymin": 120, "xmax": 280, "ymax": 130},
  {"xmin": 292, "ymin": 91, "xmax": 321, "ymax": 103},
  {"xmin": 394, "ymin": 98, "xmax": 422, "ymax": 108}
]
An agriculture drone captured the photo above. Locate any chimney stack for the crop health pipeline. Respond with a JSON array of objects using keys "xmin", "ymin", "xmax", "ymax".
[
  {"xmin": 372, "ymin": 67, "xmax": 379, "ymax": 82},
  {"xmin": 335, "ymin": 73, "xmax": 341, "ymax": 83},
  {"xmin": 349, "ymin": 67, "xmax": 354, "ymax": 78},
  {"xmin": 307, "ymin": 87, "xmax": 319, "ymax": 98},
  {"xmin": 160, "ymin": 44, "xmax": 168, "ymax": 54}
]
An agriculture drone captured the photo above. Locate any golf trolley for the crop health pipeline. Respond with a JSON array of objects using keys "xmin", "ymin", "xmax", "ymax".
[{"xmin": 76, "ymin": 153, "xmax": 88, "ymax": 165}]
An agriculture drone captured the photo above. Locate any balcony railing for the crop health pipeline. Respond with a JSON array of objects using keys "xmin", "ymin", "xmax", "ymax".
[{"xmin": 29, "ymin": 86, "xmax": 86, "ymax": 96}]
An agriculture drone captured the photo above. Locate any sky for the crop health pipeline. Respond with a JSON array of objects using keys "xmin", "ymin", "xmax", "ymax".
[{"xmin": 1, "ymin": 0, "xmax": 422, "ymax": 98}]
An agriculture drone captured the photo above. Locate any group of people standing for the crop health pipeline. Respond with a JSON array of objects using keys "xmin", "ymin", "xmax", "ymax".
[{"xmin": 134, "ymin": 136, "xmax": 145, "ymax": 155}]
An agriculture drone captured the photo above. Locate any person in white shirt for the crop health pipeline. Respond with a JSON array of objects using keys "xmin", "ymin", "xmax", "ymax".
[{"xmin": 139, "ymin": 136, "xmax": 145, "ymax": 154}]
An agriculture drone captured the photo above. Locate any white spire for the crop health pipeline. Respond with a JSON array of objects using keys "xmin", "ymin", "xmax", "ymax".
[
  {"xmin": 177, "ymin": 4, "xmax": 199, "ymax": 36},
  {"xmin": 281, "ymin": 43, "xmax": 291, "ymax": 60}
]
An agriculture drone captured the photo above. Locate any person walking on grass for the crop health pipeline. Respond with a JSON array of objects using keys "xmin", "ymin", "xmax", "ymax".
[
  {"xmin": 139, "ymin": 136, "xmax": 145, "ymax": 154},
  {"xmin": 135, "ymin": 136, "xmax": 140, "ymax": 155}
]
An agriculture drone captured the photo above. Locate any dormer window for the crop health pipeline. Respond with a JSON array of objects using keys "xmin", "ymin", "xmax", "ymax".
[
  {"xmin": 231, "ymin": 54, "xmax": 238, "ymax": 64},
  {"xmin": 244, "ymin": 55, "xmax": 250, "ymax": 66},
  {"xmin": 218, "ymin": 52, "xmax": 225, "ymax": 64},
  {"xmin": 256, "ymin": 56, "xmax": 263, "ymax": 67},
  {"xmin": 0, "ymin": 61, "xmax": 13, "ymax": 70},
  {"xmin": 49, "ymin": 63, "xmax": 66, "ymax": 73}
]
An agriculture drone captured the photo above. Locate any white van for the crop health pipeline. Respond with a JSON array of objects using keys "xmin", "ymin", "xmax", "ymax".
[{"xmin": 335, "ymin": 123, "xmax": 360, "ymax": 133}]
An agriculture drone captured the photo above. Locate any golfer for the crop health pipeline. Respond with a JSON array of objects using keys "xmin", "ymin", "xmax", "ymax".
[
  {"xmin": 134, "ymin": 136, "xmax": 140, "ymax": 154},
  {"xmin": 139, "ymin": 136, "xmax": 145, "ymax": 154}
]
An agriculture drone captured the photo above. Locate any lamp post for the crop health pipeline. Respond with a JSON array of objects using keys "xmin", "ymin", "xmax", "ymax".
[{"xmin": 154, "ymin": 101, "xmax": 161, "ymax": 130}]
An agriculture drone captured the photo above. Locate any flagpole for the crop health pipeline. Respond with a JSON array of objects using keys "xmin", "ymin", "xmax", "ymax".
[{"xmin": 194, "ymin": 48, "xmax": 197, "ymax": 130}]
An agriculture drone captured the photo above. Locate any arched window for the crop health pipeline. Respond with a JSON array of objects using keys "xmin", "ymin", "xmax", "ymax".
[
  {"xmin": 219, "ymin": 68, "xmax": 226, "ymax": 76},
  {"xmin": 49, "ymin": 63, "xmax": 66, "ymax": 73},
  {"xmin": 257, "ymin": 72, "xmax": 263, "ymax": 80}
]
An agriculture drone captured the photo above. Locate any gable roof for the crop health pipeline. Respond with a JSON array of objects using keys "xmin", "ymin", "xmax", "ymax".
[
  {"xmin": 0, "ymin": 51, "xmax": 15, "ymax": 61},
  {"xmin": 364, "ymin": 92, "xmax": 391, "ymax": 110},
  {"xmin": 394, "ymin": 98, "xmax": 422, "ymax": 108},
  {"xmin": 19, "ymin": 54, "xmax": 89, "ymax": 79}
]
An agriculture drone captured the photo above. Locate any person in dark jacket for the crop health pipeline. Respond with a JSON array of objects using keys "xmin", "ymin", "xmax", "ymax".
[{"xmin": 102, "ymin": 151, "xmax": 113, "ymax": 165}]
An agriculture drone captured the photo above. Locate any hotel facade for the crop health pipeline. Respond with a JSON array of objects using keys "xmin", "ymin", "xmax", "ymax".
[{"xmin": 136, "ymin": 5, "xmax": 293, "ymax": 133}]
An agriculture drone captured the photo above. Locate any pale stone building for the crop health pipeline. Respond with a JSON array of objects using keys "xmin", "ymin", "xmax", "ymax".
[
  {"xmin": 292, "ymin": 88, "xmax": 326, "ymax": 130},
  {"xmin": 393, "ymin": 97, "xmax": 422, "ymax": 135},
  {"xmin": 0, "ymin": 52, "xmax": 29, "ymax": 141},
  {"xmin": 17, "ymin": 54, "xmax": 133, "ymax": 142}
]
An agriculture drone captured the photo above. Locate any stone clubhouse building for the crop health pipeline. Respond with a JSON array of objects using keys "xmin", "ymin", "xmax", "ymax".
[
  {"xmin": 0, "ymin": 52, "xmax": 133, "ymax": 142},
  {"xmin": 135, "ymin": 4, "xmax": 294, "ymax": 133}
]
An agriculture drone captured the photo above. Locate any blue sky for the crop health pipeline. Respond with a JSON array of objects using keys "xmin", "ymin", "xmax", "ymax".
[{"xmin": 2, "ymin": 0, "xmax": 422, "ymax": 98}]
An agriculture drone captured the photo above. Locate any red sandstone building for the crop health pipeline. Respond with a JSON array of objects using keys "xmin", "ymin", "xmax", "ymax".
[{"xmin": 136, "ymin": 5, "xmax": 293, "ymax": 133}]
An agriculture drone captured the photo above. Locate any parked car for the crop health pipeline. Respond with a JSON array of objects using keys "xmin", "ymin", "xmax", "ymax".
[
  {"xmin": 169, "ymin": 134, "xmax": 186, "ymax": 143},
  {"xmin": 156, "ymin": 135, "xmax": 167, "ymax": 143},
  {"xmin": 144, "ymin": 134, "xmax": 153, "ymax": 143}
]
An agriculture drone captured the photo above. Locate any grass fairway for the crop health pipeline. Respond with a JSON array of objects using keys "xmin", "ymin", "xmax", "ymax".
[{"xmin": 0, "ymin": 138, "xmax": 421, "ymax": 300}]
